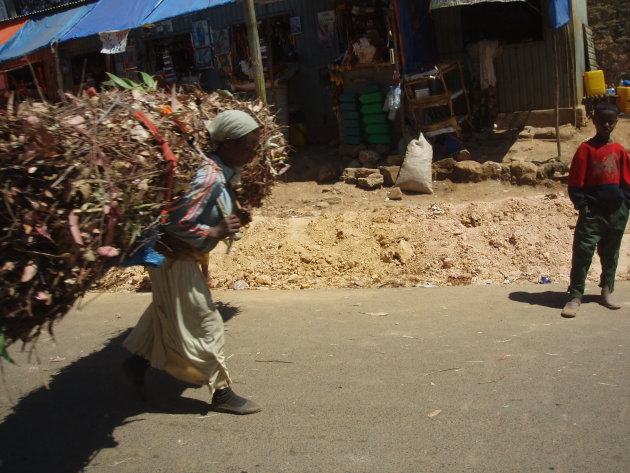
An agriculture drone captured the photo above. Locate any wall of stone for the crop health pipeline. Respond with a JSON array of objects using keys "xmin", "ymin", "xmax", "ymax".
[{"xmin": 588, "ymin": 0, "xmax": 630, "ymax": 86}]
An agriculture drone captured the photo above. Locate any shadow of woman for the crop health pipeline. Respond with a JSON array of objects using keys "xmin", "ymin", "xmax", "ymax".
[
  {"xmin": 509, "ymin": 290, "xmax": 600, "ymax": 309},
  {"xmin": 0, "ymin": 329, "xmax": 210, "ymax": 473}
]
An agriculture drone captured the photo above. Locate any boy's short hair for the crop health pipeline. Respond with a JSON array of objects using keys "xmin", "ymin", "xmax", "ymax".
[{"xmin": 594, "ymin": 102, "xmax": 619, "ymax": 115}]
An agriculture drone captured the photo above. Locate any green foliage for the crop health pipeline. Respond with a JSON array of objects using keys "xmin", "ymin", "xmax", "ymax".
[
  {"xmin": 0, "ymin": 330, "xmax": 15, "ymax": 364},
  {"xmin": 102, "ymin": 72, "xmax": 157, "ymax": 92}
]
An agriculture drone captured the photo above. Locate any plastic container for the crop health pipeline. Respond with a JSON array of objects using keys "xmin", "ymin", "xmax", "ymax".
[
  {"xmin": 343, "ymin": 135, "xmax": 362, "ymax": 144},
  {"xmin": 365, "ymin": 123, "xmax": 389, "ymax": 135},
  {"xmin": 367, "ymin": 133, "xmax": 391, "ymax": 145},
  {"xmin": 361, "ymin": 103, "xmax": 384, "ymax": 115},
  {"xmin": 617, "ymin": 86, "xmax": 630, "ymax": 114},
  {"xmin": 343, "ymin": 127, "xmax": 362, "ymax": 136},
  {"xmin": 339, "ymin": 92, "xmax": 357, "ymax": 103},
  {"xmin": 340, "ymin": 102, "xmax": 359, "ymax": 112},
  {"xmin": 359, "ymin": 91, "xmax": 384, "ymax": 105},
  {"xmin": 341, "ymin": 110, "xmax": 359, "ymax": 120},
  {"xmin": 358, "ymin": 83, "xmax": 380, "ymax": 95},
  {"xmin": 362, "ymin": 113, "xmax": 387, "ymax": 124},
  {"xmin": 342, "ymin": 119, "xmax": 360, "ymax": 128},
  {"xmin": 584, "ymin": 70, "xmax": 606, "ymax": 96}
]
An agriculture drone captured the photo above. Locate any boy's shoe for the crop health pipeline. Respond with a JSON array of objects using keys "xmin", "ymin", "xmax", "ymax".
[
  {"xmin": 600, "ymin": 286, "xmax": 621, "ymax": 310},
  {"xmin": 561, "ymin": 298, "xmax": 581, "ymax": 318},
  {"xmin": 211, "ymin": 387, "xmax": 262, "ymax": 415}
]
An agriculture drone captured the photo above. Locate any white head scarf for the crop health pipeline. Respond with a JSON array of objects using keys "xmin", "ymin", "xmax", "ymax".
[{"xmin": 205, "ymin": 110, "xmax": 259, "ymax": 143}]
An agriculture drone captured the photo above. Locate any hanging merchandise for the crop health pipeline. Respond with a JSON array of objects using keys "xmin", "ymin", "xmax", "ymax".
[{"xmin": 162, "ymin": 50, "xmax": 177, "ymax": 83}]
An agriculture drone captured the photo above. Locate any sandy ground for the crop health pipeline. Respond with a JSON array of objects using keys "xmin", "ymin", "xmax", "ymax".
[{"xmin": 99, "ymin": 116, "xmax": 630, "ymax": 292}]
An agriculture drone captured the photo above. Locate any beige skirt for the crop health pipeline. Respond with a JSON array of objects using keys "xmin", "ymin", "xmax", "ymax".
[{"xmin": 123, "ymin": 258, "xmax": 231, "ymax": 391}]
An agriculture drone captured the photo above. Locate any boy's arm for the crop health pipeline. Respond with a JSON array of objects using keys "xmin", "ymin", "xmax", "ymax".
[{"xmin": 568, "ymin": 144, "xmax": 589, "ymax": 210}]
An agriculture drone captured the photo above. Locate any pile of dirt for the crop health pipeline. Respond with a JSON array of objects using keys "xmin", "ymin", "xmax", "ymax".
[{"xmin": 98, "ymin": 184, "xmax": 630, "ymax": 292}]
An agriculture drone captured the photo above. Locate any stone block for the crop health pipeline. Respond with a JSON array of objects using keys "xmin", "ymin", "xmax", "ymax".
[
  {"xmin": 378, "ymin": 166, "xmax": 401, "ymax": 186},
  {"xmin": 388, "ymin": 187, "xmax": 403, "ymax": 200},
  {"xmin": 452, "ymin": 160, "xmax": 484, "ymax": 183},
  {"xmin": 357, "ymin": 173, "xmax": 384, "ymax": 190}
]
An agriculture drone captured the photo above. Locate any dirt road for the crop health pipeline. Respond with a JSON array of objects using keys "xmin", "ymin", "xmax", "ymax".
[{"xmin": 1, "ymin": 283, "xmax": 629, "ymax": 473}]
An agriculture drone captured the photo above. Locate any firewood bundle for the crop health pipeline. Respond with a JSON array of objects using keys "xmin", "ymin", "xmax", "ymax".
[{"xmin": 0, "ymin": 87, "xmax": 288, "ymax": 348}]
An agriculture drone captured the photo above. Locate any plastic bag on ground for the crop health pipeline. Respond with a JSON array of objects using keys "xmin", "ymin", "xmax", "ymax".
[{"xmin": 395, "ymin": 132, "xmax": 433, "ymax": 194}]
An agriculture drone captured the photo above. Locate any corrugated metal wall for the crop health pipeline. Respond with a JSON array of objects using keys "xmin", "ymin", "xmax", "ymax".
[
  {"xmin": 147, "ymin": 0, "xmax": 340, "ymax": 141},
  {"xmin": 432, "ymin": 1, "xmax": 581, "ymax": 113}
]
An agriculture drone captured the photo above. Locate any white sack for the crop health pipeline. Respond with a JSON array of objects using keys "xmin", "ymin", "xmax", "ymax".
[{"xmin": 395, "ymin": 132, "xmax": 433, "ymax": 194}]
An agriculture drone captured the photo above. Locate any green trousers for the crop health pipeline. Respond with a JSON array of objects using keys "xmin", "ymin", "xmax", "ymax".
[{"xmin": 568, "ymin": 202, "xmax": 629, "ymax": 299}]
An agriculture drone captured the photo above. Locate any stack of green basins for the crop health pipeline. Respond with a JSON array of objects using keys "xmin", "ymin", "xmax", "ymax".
[
  {"xmin": 339, "ymin": 92, "xmax": 361, "ymax": 145},
  {"xmin": 359, "ymin": 85, "xmax": 391, "ymax": 146}
]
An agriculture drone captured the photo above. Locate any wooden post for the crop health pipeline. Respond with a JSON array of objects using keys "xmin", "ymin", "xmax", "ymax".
[
  {"xmin": 242, "ymin": 0, "xmax": 267, "ymax": 104},
  {"xmin": 553, "ymin": 27, "xmax": 561, "ymax": 159},
  {"xmin": 265, "ymin": 3, "xmax": 276, "ymax": 106},
  {"xmin": 51, "ymin": 42, "xmax": 65, "ymax": 101},
  {"xmin": 25, "ymin": 56, "xmax": 47, "ymax": 103}
]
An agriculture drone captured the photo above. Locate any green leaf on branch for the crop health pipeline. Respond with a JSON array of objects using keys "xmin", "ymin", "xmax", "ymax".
[{"xmin": 0, "ymin": 330, "xmax": 15, "ymax": 364}]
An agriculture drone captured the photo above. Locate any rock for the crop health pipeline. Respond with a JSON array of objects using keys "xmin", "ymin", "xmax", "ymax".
[
  {"xmin": 324, "ymin": 196, "xmax": 342, "ymax": 205},
  {"xmin": 452, "ymin": 160, "xmax": 484, "ymax": 183},
  {"xmin": 433, "ymin": 157, "xmax": 457, "ymax": 180},
  {"xmin": 254, "ymin": 274, "xmax": 273, "ymax": 286},
  {"xmin": 510, "ymin": 161, "xmax": 538, "ymax": 185},
  {"xmin": 454, "ymin": 149, "xmax": 472, "ymax": 161},
  {"xmin": 518, "ymin": 126, "xmax": 536, "ymax": 140},
  {"xmin": 373, "ymin": 144, "xmax": 391, "ymax": 155},
  {"xmin": 388, "ymin": 187, "xmax": 403, "ymax": 200},
  {"xmin": 343, "ymin": 167, "xmax": 380, "ymax": 184},
  {"xmin": 481, "ymin": 161, "xmax": 502, "ymax": 180},
  {"xmin": 355, "ymin": 167, "xmax": 380, "ymax": 178},
  {"xmin": 339, "ymin": 143, "xmax": 366, "ymax": 158},
  {"xmin": 529, "ymin": 124, "xmax": 577, "ymax": 140},
  {"xmin": 394, "ymin": 240, "xmax": 414, "ymax": 264},
  {"xmin": 342, "ymin": 168, "xmax": 357, "ymax": 184},
  {"xmin": 347, "ymin": 159, "xmax": 361, "ymax": 168},
  {"xmin": 358, "ymin": 149, "xmax": 381, "ymax": 167},
  {"xmin": 500, "ymin": 163, "xmax": 512, "ymax": 181},
  {"xmin": 317, "ymin": 164, "xmax": 339, "ymax": 183},
  {"xmin": 313, "ymin": 201, "xmax": 330, "ymax": 209},
  {"xmin": 357, "ymin": 173, "xmax": 384, "ymax": 190},
  {"xmin": 386, "ymin": 154, "xmax": 404, "ymax": 166},
  {"xmin": 378, "ymin": 166, "xmax": 400, "ymax": 186}
]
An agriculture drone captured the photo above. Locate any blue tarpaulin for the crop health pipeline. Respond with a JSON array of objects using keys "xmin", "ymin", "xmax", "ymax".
[
  {"xmin": 397, "ymin": 0, "xmax": 436, "ymax": 74},
  {"xmin": 143, "ymin": 0, "xmax": 236, "ymax": 25},
  {"xmin": 61, "ymin": 0, "xmax": 162, "ymax": 41},
  {"xmin": 548, "ymin": 0, "xmax": 570, "ymax": 29},
  {"xmin": 0, "ymin": 4, "xmax": 95, "ymax": 63},
  {"xmin": 429, "ymin": 0, "xmax": 524, "ymax": 10}
]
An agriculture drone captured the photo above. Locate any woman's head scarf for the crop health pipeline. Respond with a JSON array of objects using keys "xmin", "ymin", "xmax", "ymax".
[{"xmin": 205, "ymin": 110, "xmax": 259, "ymax": 142}]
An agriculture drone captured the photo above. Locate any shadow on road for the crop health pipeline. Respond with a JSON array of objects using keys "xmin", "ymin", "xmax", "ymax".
[
  {"xmin": 0, "ymin": 329, "xmax": 210, "ymax": 473},
  {"xmin": 509, "ymin": 291, "xmax": 600, "ymax": 309}
]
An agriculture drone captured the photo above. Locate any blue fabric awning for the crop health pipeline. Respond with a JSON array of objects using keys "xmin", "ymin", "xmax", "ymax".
[
  {"xmin": 429, "ymin": 0, "xmax": 524, "ymax": 10},
  {"xmin": 61, "ymin": 0, "xmax": 162, "ymax": 42},
  {"xmin": 0, "ymin": 4, "xmax": 95, "ymax": 63},
  {"xmin": 143, "ymin": 0, "xmax": 236, "ymax": 25}
]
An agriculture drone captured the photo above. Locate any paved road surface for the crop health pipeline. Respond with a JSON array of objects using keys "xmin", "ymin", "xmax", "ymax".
[{"xmin": 1, "ymin": 282, "xmax": 629, "ymax": 473}]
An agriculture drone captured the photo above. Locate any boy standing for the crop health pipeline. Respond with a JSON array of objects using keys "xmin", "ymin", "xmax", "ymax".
[{"xmin": 562, "ymin": 102, "xmax": 630, "ymax": 318}]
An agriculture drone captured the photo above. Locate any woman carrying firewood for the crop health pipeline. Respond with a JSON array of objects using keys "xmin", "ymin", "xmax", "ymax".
[{"xmin": 122, "ymin": 110, "xmax": 262, "ymax": 415}]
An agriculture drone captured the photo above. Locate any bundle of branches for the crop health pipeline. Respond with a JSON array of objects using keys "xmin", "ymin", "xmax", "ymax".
[{"xmin": 0, "ymin": 81, "xmax": 288, "ymax": 351}]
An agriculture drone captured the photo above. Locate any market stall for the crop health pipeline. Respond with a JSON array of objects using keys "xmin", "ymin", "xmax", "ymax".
[{"xmin": 328, "ymin": 0, "xmax": 400, "ymax": 148}]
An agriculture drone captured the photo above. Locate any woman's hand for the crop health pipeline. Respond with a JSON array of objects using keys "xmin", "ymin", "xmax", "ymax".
[
  {"xmin": 213, "ymin": 215, "xmax": 242, "ymax": 240},
  {"xmin": 236, "ymin": 204, "xmax": 253, "ymax": 226}
]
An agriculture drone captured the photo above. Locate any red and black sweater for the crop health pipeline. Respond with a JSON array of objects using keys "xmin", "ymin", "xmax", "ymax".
[{"xmin": 568, "ymin": 139, "xmax": 630, "ymax": 210}]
